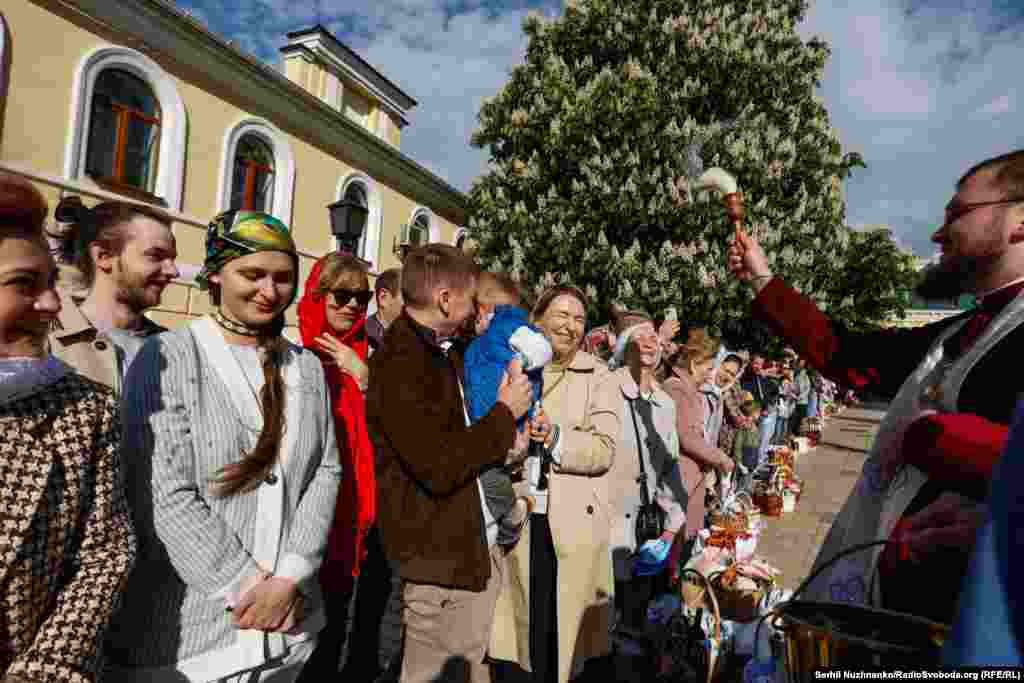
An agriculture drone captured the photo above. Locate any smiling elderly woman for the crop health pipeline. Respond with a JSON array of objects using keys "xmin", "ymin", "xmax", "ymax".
[
  {"xmin": 604, "ymin": 313, "xmax": 688, "ymax": 648},
  {"xmin": 490, "ymin": 285, "xmax": 620, "ymax": 683}
]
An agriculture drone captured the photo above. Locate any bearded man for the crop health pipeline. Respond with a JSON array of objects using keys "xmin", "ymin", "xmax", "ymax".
[
  {"xmin": 728, "ymin": 149, "xmax": 1024, "ymax": 625},
  {"xmin": 48, "ymin": 196, "xmax": 178, "ymax": 394}
]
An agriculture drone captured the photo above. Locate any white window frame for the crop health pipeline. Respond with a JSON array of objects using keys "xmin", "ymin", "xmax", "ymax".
[
  {"xmin": 64, "ymin": 45, "xmax": 187, "ymax": 210},
  {"xmin": 410, "ymin": 207, "xmax": 440, "ymax": 245},
  {"xmin": 0, "ymin": 13, "xmax": 8, "ymax": 102},
  {"xmin": 217, "ymin": 118, "xmax": 296, "ymax": 225},
  {"xmin": 337, "ymin": 173, "xmax": 382, "ymax": 269}
]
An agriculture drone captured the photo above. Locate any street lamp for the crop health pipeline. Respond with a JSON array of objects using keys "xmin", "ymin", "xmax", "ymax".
[{"xmin": 327, "ymin": 198, "xmax": 368, "ymax": 256}]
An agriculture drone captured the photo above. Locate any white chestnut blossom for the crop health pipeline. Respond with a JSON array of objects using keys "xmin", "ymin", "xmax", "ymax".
[{"xmin": 468, "ymin": 0, "xmax": 898, "ymax": 329}]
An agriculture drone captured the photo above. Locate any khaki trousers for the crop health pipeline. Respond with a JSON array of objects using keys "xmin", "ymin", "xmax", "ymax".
[{"xmin": 400, "ymin": 547, "xmax": 503, "ymax": 683}]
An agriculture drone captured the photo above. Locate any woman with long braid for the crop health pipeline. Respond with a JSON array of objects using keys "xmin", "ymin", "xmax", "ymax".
[{"xmin": 105, "ymin": 211, "xmax": 341, "ymax": 682}]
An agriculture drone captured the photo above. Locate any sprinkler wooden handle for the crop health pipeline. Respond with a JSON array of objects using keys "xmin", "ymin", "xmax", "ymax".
[{"xmin": 724, "ymin": 191, "xmax": 744, "ymax": 228}]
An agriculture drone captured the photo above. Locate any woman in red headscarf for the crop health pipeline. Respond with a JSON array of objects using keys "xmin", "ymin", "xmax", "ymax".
[{"xmin": 296, "ymin": 252, "xmax": 377, "ymax": 679}]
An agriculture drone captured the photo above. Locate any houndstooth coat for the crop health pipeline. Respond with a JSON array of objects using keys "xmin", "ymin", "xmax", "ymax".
[{"xmin": 0, "ymin": 373, "xmax": 136, "ymax": 682}]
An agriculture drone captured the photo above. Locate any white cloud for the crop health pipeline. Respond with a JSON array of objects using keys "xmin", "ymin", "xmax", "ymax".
[
  {"xmin": 800, "ymin": 0, "xmax": 1024, "ymax": 255},
  {"xmin": 351, "ymin": 6, "xmax": 535, "ymax": 197}
]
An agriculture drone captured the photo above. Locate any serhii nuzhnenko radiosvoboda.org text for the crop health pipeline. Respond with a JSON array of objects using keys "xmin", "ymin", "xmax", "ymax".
[{"xmin": 814, "ymin": 671, "xmax": 1024, "ymax": 681}]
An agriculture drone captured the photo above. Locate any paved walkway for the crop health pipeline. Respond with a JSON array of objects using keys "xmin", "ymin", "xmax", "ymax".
[{"xmin": 754, "ymin": 404, "xmax": 887, "ymax": 590}]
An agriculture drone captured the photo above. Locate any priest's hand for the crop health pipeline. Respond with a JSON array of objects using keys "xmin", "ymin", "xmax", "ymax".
[
  {"xmin": 728, "ymin": 228, "xmax": 774, "ymax": 293},
  {"xmin": 898, "ymin": 492, "xmax": 986, "ymax": 559},
  {"xmin": 233, "ymin": 576, "xmax": 304, "ymax": 632}
]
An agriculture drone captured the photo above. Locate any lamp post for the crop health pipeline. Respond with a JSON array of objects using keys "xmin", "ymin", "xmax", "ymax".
[{"xmin": 327, "ymin": 199, "xmax": 368, "ymax": 256}]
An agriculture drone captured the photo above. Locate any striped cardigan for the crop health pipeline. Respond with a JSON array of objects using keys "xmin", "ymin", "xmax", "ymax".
[{"xmin": 104, "ymin": 322, "xmax": 341, "ymax": 679}]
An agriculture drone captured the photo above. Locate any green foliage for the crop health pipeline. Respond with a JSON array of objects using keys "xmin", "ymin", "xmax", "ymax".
[
  {"xmin": 468, "ymin": 0, "xmax": 910, "ymax": 331},
  {"xmin": 830, "ymin": 228, "xmax": 920, "ymax": 330}
]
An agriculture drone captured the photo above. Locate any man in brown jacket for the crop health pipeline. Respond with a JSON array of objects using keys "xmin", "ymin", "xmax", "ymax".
[{"xmin": 367, "ymin": 244, "xmax": 533, "ymax": 683}]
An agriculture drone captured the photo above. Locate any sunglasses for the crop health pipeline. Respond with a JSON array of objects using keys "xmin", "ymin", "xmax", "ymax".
[
  {"xmin": 943, "ymin": 198, "xmax": 1024, "ymax": 228},
  {"xmin": 329, "ymin": 288, "xmax": 373, "ymax": 308}
]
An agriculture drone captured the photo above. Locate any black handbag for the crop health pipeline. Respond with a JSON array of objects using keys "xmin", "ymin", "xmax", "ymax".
[{"xmin": 628, "ymin": 398, "xmax": 666, "ymax": 548}]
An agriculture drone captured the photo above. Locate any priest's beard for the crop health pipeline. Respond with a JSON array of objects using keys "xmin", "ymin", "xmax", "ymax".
[
  {"xmin": 914, "ymin": 261, "xmax": 968, "ymax": 301},
  {"xmin": 914, "ymin": 254, "xmax": 995, "ymax": 302}
]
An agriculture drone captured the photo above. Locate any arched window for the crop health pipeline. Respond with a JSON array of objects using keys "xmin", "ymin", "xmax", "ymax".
[
  {"xmin": 408, "ymin": 209, "xmax": 431, "ymax": 247},
  {"xmin": 86, "ymin": 69, "xmax": 162, "ymax": 193},
  {"xmin": 0, "ymin": 13, "xmax": 8, "ymax": 104},
  {"xmin": 337, "ymin": 174, "xmax": 382, "ymax": 268},
  {"xmin": 66, "ymin": 46, "xmax": 187, "ymax": 209},
  {"xmin": 219, "ymin": 119, "xmax": 295, "ymax": 223},
  {"xmin": 230, "ymin": 134, "xmax": 275, "ymax": 211},
  {"xmin": 454, "ymin": 228, "xmax": 468, "ymax": 251}
]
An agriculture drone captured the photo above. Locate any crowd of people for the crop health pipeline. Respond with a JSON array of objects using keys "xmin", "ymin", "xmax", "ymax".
[{"xmin": 1, "ymin": 146, "xmax": 1024, "ymax": 683}]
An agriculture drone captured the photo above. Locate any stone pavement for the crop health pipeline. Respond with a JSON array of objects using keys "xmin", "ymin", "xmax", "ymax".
[{"xmin": 754, "ymin": 404, "xmax": 888, "ymax": 590}]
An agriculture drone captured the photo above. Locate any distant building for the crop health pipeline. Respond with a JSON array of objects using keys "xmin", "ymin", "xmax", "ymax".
[{"xmin": 1, "ymin": 0, "xmax": 468, "ymax": 333}]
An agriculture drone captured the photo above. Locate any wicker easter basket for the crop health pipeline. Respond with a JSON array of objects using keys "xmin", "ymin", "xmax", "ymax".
[
  {"xmin": 674, "ymin": 569, "xmax": 725, "ymax": 683},
  {"xmin": 799, "ymin": 416, "xmax": 824, "ymax": 437},
  {"xmin": 769, "ymin": 446, "xmax": 795, "ymax": 469},
  {"xmin": 753, "ymin": 470, "xmax": 786, "ymax": 517},
  {"xmin": 709, "ymin": 565, "xmax": 774, "ymax": 623}
]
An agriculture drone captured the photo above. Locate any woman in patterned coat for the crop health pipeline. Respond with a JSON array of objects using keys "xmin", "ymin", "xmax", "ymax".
[{"xmin": 0, "ymin": 172, "xmax": 136, "ymax": 682}]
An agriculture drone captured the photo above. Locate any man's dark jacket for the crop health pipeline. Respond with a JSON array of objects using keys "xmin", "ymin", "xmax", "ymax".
[
  {"xmin": 367, "ymin": 314, "xmax": 516, "ymax": 592},
  {"xmin": 366, "ymin": 313, "xmax": 385, "ymax": 353}
]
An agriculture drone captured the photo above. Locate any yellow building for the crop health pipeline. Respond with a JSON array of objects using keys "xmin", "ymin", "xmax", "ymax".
[{"xmin": 0, "ymin": 0, "xmax": 470, "ymax": 332}]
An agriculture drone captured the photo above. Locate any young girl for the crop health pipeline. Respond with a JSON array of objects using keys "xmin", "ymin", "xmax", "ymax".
[{"xmin": 106, "ymin": 211, "xmax": 341, "ymax": 683}]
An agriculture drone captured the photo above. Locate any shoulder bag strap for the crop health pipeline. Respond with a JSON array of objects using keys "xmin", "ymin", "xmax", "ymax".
[{"xmin": 628, "ymin": 397, "xmax": 654, "ymax": 508}]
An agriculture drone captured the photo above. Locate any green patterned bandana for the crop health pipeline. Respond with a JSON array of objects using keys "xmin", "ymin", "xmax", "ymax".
[{"xmin": 196, "ymin": 210, "xmax": 297, "ymax": 291}]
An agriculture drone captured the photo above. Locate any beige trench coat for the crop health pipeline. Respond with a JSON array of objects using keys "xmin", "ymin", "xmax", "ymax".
[
  {"xmin": 489, "ymin": 351, "xmax": 620, "ymax": 682},
  {"xmin": 47, "ymin": 287, "xmax": 163, "ymax": 395}
]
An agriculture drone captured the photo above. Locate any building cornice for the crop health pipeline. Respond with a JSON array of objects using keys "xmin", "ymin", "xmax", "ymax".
[
  {"xmin": 279, "ymin": 43, "xmax": 410, "ymax": 127},
  {"xmin": 284, "ymin": 25, "xmax": 417, "ymax": 112},
  {"xmin": 55, "ymin": 0, "xmax": 468, "ymax": 225}
]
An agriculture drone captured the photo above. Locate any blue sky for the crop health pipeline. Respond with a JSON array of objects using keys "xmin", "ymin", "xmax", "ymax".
[{"xmin": 175, "ymin": 0, "xmax": 1024, "ymax": 257}]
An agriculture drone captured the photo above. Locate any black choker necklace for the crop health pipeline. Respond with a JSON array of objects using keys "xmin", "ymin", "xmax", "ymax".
[{"xmin": 213, "ymin": 310, "xmax": 262, "ymax": 337}]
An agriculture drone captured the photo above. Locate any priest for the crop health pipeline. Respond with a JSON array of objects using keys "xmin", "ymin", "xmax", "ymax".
[{"xmin": 727, "ymin": 149, "xmax": 1024, "ymax": 624}]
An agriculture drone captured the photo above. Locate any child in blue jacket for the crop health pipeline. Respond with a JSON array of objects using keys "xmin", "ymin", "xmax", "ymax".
[{"xmin": 464, "ymin": 273, "xmax": 552, "ymax": 545}]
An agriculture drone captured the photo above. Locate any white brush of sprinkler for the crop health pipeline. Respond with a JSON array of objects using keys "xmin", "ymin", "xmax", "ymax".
[{"xmin": 692, "ymin": 167, "xmax": 745, "ymax": 240}]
